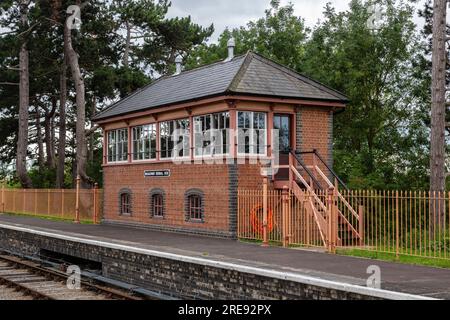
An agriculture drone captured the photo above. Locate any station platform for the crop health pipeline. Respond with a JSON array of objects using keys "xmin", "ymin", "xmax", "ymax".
[{"xmin": 0, "ymin": 214, "xmax": 449, "ymax": 300}]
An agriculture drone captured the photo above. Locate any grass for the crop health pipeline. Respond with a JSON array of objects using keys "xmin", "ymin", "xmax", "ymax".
[
  {"xmin": 239, "ymin": 239, "xmax": 450, "ymax": 269},
  {"xmin": 1, "ymin": 212, "xmax": 94, "ymax": 225},
  {"xmin": 337, "ymin": 248, "xmax": 450, "ymax": 269}
]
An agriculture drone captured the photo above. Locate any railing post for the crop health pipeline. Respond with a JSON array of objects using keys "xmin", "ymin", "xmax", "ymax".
[
  {"xmin": 305, "ymin": 195, "xmax": 310, "ymax": 246},
  {"xmin": 282, "ymin": 186, "xmax": 290, "ymax": 248},
  {"xmin": 262, "ymin": 178, "xmax": 269, "ymax": 247},
  {"xmin": 34, "ymin": 189, "xmax": 37, "ymax": 215},
  {"xmin": 75, "ymin": 175, "xmax": 81, "ymax": 224},
  {"xmin": 47, "ymin": 189, "xmax": 51, "ymax": 216},
  {"xmin": 61, "ymin": 189, "xmax": 65, "ymax": 218},
  {"xmin": 358, "ymin": 205, "xmax": 365, "ymax": 246},
  {"xmin": 1, "ymin": 180, "xmax": 5, "ymax": 213},
  {"xmin": 396, "ymin": 190, "xmax": 399, "ymax": 259},
  {"xmin": 327, "ymin": 187, "xmax": 337, "ymax": 254},
  {"xmin": 93, "ymin": 183, "xmax": 99, "ymax": 224},
  {"xmin": 288, "ymin": 154, "xmax": 294, "ymax": 189}
]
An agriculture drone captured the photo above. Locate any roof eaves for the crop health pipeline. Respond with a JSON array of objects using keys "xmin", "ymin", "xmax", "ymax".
[{"xmin": 93, "ymin": 76, "xmax": 168, "ymax": 121}]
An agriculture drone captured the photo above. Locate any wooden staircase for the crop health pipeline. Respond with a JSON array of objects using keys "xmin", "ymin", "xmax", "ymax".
[{"xmin": 272, "ymin": 150, "xmax": 364, "ymax": 249}]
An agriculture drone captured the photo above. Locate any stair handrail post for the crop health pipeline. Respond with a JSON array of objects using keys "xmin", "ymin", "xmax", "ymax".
[
  {"xmin": 312, "ymin": 150, "xmax": 318, "ymax": 190},
  {"xmin": 333, "ymin": 187, "xmax": 338, "ymax": 251},
  {"xmin": 282, "ymin": 186, "xmax": 290, "ymax": 248},
  {"xmin": 262, "ymin": 177, "xmax": 269, "ymax": 247},
  {"xmin": 75, "ymin": 175, "xmax": 81, "ymax": 224},
  {"xmin": 327, "ymin": 187, "xmax": 337, "ymax": 254},
  {"xmin": 289, "ymin": 153, "xmax": 294, "ymax": 189}
]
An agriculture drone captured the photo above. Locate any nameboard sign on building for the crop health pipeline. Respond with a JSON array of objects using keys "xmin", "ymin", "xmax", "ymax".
[{"xmin": 144, "ymin": 170, "xmax": 171, "ymax": 178}]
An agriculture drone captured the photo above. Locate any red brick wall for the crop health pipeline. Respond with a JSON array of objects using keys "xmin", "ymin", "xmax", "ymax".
[
  {"xmin": 103, "ymin": 163, "xmax": 231, "ymax": 234},
  {"xmin": 295, "ymin": 107, "xmax": 334, "ymax": 188},
  {"xmin": 297, "ymin": 107, "xmax": 333, "ymax": 166}
]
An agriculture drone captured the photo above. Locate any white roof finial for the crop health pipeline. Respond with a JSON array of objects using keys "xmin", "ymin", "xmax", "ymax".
[
  {"xmin": 175, "ymin": 55, "xmax": 183, "ymax": 75},
  {"xmin": 225, "ymin": 38, "xmax": 236, "ymax": 62}
]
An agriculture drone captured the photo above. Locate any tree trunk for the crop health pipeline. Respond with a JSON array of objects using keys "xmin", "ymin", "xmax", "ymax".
[
  {"xmin": 65, "ymin": 18, "xmax": 92, "ymax": 188},
  {"xmin": 56, "ymin": 62, "xmax": 67, "ymax": 188},
  {"xmin": 44, "ymin": 98, "xmax": 57, "ymax": 169},
  {"xmin": 430, "ymin": 0, "xmax": 447, "ymax": 228},
  {"xmin": 36, "ymin": 107, "xmax": 45, "ymax": 171},
  {"xmin": 17, "ymin": 0, "xmax": 32, "ymax": 188},
  {"xmin": 123, "ymin": 20, "xmax": 131, "ymax": 68},
  {"xmin": 88, "ymin": 96, "xmax": 96, "ymax": 164}
]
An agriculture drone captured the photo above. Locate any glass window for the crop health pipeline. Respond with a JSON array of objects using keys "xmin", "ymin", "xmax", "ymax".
[
  {"xmin": 152, "ymin": 194, "xmax": 164, "ymax": 218},
  {"xmin": 107, "ymin": 129, "xmax": 128, "ymax": 162},
  {"xmin": 160, "ymin": 119, "xmax": 190, "ymax": 159},
  {"xmin": 237, "ymin": 112, "xmax": 267, "ymax": 155},
  {"xmin": 188, "ymin": 195, "xmax": 202, "ymax": 221},
  {"xmin": 132, "ymin": 124, "xmax": 157, "ymax": 161},
  {"xmin": 120, "ymin": 192, "xmax": 131, "ymax": 215},
  {"xmin": 194, "ymin": 112, "xmax": 230, "ymax": 157}
]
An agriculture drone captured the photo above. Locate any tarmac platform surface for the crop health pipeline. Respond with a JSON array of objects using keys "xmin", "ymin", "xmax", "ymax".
[{"xmin": 0, "ymin": 214, "xmax": 449, "ymax": 299}]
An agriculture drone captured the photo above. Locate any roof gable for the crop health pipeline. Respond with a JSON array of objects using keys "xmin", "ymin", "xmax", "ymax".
[
  {"xmin": 94, "ymin": 52, "xmax": 347, "ymax": 122},
  {"xmin": 230, "ymin": 53, "xmax": 347, "ymax": 101}
]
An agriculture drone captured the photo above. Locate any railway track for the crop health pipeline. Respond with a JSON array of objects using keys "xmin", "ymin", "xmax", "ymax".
[{"xmin": 0, "ymin": 254, "xmax": 144, "ymax": 300}]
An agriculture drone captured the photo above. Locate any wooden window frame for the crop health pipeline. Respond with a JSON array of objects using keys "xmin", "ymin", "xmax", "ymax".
[
  {"xmin": 185, "ymin": 189, "xmax": 205, "ymax": 223},
  {"xmin": 119, "ymin": 189, "xmax": 132, "ymax": 216},
  {"xmin": 237, "ymin": 111, "xmax": 268, "ymax": 157},
  {"xmin": 107, "ymin": 128, "xmax": 129, "ymax": 163}
]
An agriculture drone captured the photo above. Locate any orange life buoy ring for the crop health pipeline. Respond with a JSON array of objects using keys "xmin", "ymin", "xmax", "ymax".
[{"xmin": 250, "ymin": 205, "xmax": 274, "ymax": 235}]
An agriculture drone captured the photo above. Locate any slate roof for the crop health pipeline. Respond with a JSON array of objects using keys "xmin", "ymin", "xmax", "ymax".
[{"xmin": 94, "ymin": 52, "xmax": 348, "ymax": 122}]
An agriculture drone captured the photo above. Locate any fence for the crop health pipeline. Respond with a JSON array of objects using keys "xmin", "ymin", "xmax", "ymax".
[
  {"xmin": 0, "ymin": 183, "xmax": 103, "ymax": 224},
  {"xmin": 238, "ymin": 189, "xmax": 327, "ymax": 248},
  {"xmin": 238, "ymin": 186, "xmax": 450, "ymax": 261}
]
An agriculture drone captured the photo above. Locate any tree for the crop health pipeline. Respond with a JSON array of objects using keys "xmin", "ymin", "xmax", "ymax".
[
  {"xmin": 17, "ymin": 0, "xmax": 33, "ymax": 188},
  {"xmin": 302, "ymin": 0, "xmax": 429, "ymax": 190},
  {"xmin": 430, "ymin": 0, "xmax": 447, "ymax": 194},
  {"xmin": 65, "ymin": 2, "xmax": 91, "ymax": 187},
  {"xmin": 186, "ymin": 0, "xmax": 308, "ymax": 71}
]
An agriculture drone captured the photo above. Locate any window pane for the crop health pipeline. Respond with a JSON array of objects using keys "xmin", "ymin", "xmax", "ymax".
[{"xmin": 238, "ymin": 112, "xmax": 266, "ymax": 155}]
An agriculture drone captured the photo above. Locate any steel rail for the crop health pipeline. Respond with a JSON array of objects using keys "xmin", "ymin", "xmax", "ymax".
[
  {"xmin": 0, "ymin": 273, "xmax": 54, "ymax": 300},
  {"xmin": 0, "ymin": 255, "xmax": 143, "ymax": 300}
]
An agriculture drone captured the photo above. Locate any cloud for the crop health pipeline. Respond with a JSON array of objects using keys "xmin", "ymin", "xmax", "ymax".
[
  {"xmin": 167, "ymin": 0, "xmax": 350, "ymax": 41},
  {"xmin": 167, "ymin": 0, "xmax": 427, "ymax": 42}
]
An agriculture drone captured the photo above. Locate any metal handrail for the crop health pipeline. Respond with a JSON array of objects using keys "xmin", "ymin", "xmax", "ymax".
[
  {"xmin": 290, "ymin": 150, "xmax": 324, "ymax": 191},
  {"xmin": 297, "ymin": 150, "xmax": 349, "ymax": 192}
]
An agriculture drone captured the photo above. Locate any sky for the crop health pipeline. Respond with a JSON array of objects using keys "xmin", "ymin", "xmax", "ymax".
[{"xmin": 167, "ymin": 0, "xmax": 427, "ymax": 42}]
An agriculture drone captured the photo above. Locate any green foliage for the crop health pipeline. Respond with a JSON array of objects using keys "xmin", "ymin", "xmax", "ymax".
[
  {"xmin": 186, "ymin": 0, "xmax": 308, "ymax": 70},
  {"xmin": 87, "ymin": 147, "xmax": 104, "ymax": 187},
  {"xmin": 188, "ymin": 0, "xmax": 430, "ymax": 190},
  {"xmin": 0, "ymin": 0, "xmax": 212, "ymax": 187},
  {"xmin": 337, "ymin": 248, "xmax": 450, "ymax": 269},
  {"xmin": 302, "ymin": 0, "xmax": 430, "ymax": 190},
  {"xmin": 28, "ymin": 166, "xmax": 56, "ymax": 189}
]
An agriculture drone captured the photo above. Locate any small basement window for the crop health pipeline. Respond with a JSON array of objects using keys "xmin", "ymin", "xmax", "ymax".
[
  {"xmin": 185, "ymin": 189, "xmax": 205, "ymax": 222},
  {"xmin": 119, "ymin": 189, "xmax": 132, "ymax": 216},
  {"xmin": 150, "ymin": 189, "xmax": 165, "ymax": 218}
]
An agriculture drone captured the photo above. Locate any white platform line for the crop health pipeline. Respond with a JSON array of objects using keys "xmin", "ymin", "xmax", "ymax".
[{"xmin": 0, "ymin": 222, "xmax": 437, "ymax": 300}]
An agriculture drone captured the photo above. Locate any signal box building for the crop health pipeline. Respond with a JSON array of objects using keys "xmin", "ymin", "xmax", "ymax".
[{"xmin": 93, "ymin": 45, "xmax": 348, "ymax": 239}]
